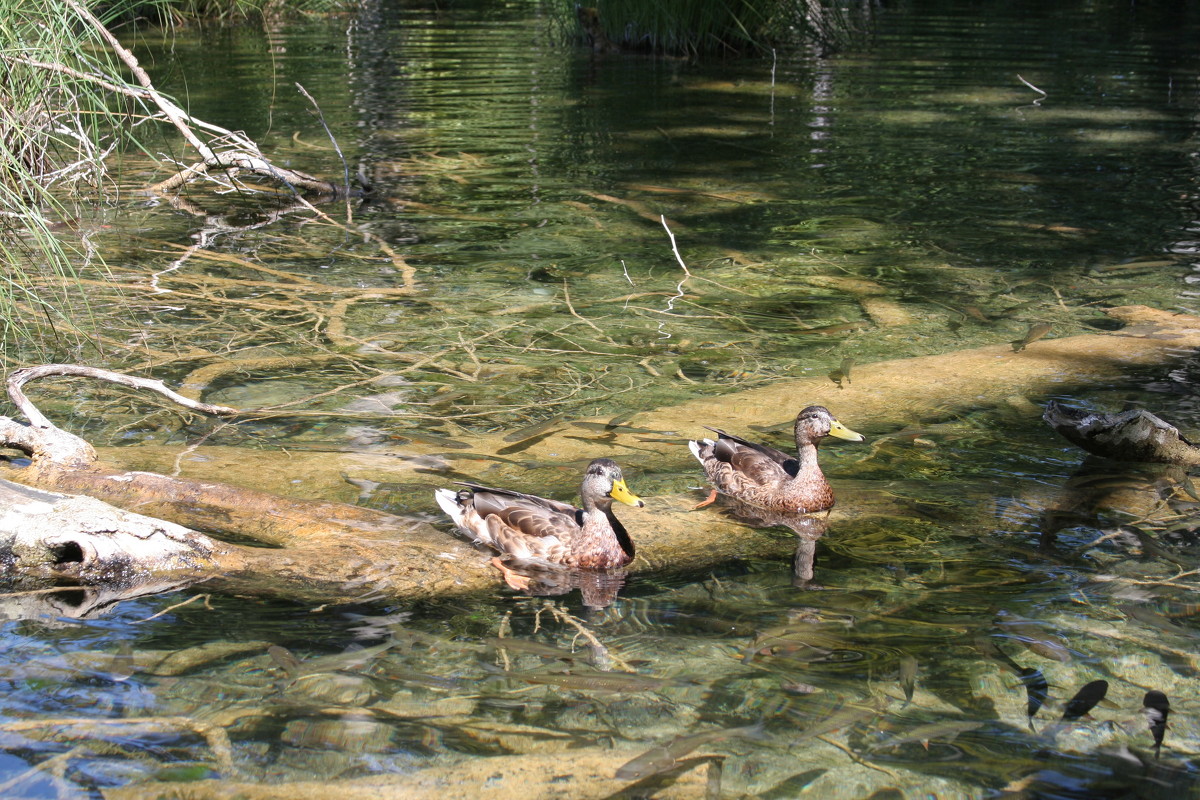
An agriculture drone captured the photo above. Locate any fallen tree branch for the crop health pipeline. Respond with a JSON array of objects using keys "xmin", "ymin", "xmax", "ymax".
[
  {"xmin": 7, "ymin": 364, "xmax": 239, "ymax": 430},
  {"xmin": 147, "ymin": 150, "xmax": 343, "ymax": 196},
  {"xmin": 0, "ymin": 477, "xmax": 224, "ymax": 583},
  {"xmin": 47, "ymin": 0, "xmax": 346, "ymax": 197},
  {"xmin": 0, "ymin": 364, "xmax": 497, "ymax": 605}
]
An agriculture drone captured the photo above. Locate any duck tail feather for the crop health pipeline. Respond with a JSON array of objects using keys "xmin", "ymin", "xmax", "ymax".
[
  {"xmin": 434, "ymin": 488, "xmax": 466, "ymax": 525},
  {"xmin": 688, "ymin": 439, "xmax": 714, "ymax": 463}
]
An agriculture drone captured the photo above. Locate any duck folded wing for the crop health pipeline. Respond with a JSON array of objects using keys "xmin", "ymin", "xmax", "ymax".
[
  {"xmin": 491, "ymin": 504, "xmax": 580, "ymax": 542},
  {"xmin": 483, "ymin": 515, "xmax": 572, "ymax": 565},
  {"xmin": 466, "ymin": 489, "xmax": 581, "ymax": 538},
  {"xmin": 708, "ymin": 430, "xmax": 800, "ymax": 482},
  {"xmin": 464, "ymin": 484, "xmax": 580, "ymax": 517}
]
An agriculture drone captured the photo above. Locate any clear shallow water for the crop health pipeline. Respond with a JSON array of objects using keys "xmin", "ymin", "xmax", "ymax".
[{"xmin": 5, "ymin": 0, "xmax": 1200, "ymax": 796}]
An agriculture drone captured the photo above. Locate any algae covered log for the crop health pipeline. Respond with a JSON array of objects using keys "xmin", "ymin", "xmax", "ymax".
[{"xmin": 95, "ymin": 305, "xmax": 1200, "ymax": 497}]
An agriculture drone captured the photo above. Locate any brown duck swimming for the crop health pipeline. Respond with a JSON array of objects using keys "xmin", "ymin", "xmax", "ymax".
[
  {"xmin": 434, "ymin": 458, "xmax": 644, "ymax": 589},
  {"xmin": 689, "ymin": 405, "xmax": 864, "ymax": 513}
]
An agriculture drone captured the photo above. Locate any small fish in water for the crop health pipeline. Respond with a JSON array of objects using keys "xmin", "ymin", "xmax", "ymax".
[
  {"xmin": 974, "ymin": 634, "xmax": 1023, "ymax": 674},
  {"xmin": 1143, "ymin": 690, "xmax": 1170, "ymax": 757},
  {"xmin": 994, "ymin": 610, "xmax": 1072, "ymax": 663},
  {"xmin": 483, "ymin": 637, "xmax": 577, "ymax": 664},
  {"xmin": 488, "ymin": 666, "xmax": 673, "ymax": 694},
  {"xmin": 898, "ymin": 654, "xmax": 917, "ymax": 705},
  {"xmin": 109, "ymin": 641, "xmax": 135, "ymax": 682},
  {"xmin": 993, "ymin": 299, "xmax": 1041, "ymax": 319},
  {"xmin": 615, "ymin": 722, "xmax": 765, "ymax": 781},
  {"xmin": 1124, "ymin": 527, "xmax": 1188, "ymax": 567},
  {"xmin": 963, "ymin": 305, "xmax": 991, "ymax": 323},
  {"xmin": 606, "ymin": 411, "xmax": 639, "ymax": 427},
  {"xmin": 570, "ymin": 421, "xmax": 669, "ymax": 435},
  {"xmin": 1178, "ymin": 473, "xmax": 1200, "ymax": 502},
  {"xmin": 741, "ymin": 626, "xmax": 849, "ymax": 664},
  {"xmin": 502, "ymin": 415, "xmax": 566, "ymax": 443},
  {"xmin": 1011, "ymin": 322, "xmax": 1052, "ymax": 352},
  {"xmin": 277, "ymin": 639, "xmax": 398, "ymax": 678},
  {"xmin": 867, "ymin": 720, "xmax": 982, "ymax": 752},
  {"xmin": 791, "ymin": 698, "xmax": 888, "ymax": 744},
  {"xmin": 1120, "ymin": 604, "xmax": 1194, "ymax": 636},
  {"xmin": 343, "ymin": 475, "xmax": 384, "ymax": 501},
  {"xmin": 382, "ymin": 665, "xmax": 468, "ymax": 691},
  {"xmin": 394, "ymin": 429, "xmax": 471, "ymax": 449},
  {"xmin": 1061, "ymin": 679, "xmax": 1108, "ymax": 721},
  {"xmin": 828, "ymin": 357, "xmax": 855, "ymax": 389},
  {"xmin": 781, "ymin": 680, "xmax": 819, "ymax": 695},
  {"xmin": 1092, "ymin": 258, "xmax": 1177, "ymax": 273},
  {"xmin": 1019, "ymin": 668, "xmax": 1049, "ymax": 728},
  {"xmin": 267, "ymin": 645, "xmax": 302, "ymax": 678},
  {"xmin": 496, "ymin": 430, "xmax": 562, "ymax": 455},
  {"xmin": 797, "ymin": 321, "xmax": 869, "ymax": 336}
]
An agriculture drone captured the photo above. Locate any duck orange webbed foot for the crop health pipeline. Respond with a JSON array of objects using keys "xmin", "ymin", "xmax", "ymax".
[
  {"xmin": 491, "ymin": 557, "xmax": 531, "ymax": 591},
  {"xmin": 690, "ymin": 488, "xmax": 719, "ymax": 510}
]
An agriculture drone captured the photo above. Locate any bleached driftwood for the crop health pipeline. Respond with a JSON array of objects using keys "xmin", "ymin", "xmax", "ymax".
[{"xmin": 0, "ymin": 477, "xmax": 222, "ymax": 583}]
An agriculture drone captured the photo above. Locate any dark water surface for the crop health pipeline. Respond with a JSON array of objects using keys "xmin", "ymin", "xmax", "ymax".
[{"xmin": 5, "ymin": 1, "xmax": 1200, "ymax": 796}]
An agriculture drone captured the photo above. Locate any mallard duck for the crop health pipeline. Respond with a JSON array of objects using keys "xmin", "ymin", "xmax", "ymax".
[
  {"xmin": 434, "ymin": 458, "xmax": 644, "ymax": 589},
  {"xmin": 688, "ymin": 405, "xmax": 864, "ymax": 513}
]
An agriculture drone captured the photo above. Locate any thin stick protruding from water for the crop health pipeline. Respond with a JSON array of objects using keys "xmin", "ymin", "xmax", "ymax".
[
  {"xmin": 1017, "ymin": 74, "xmax": 1047, "ymax": 103},
  {"xmin": 770, "ymin": 48, "xmax": 777, "ymax": 129},
  {"xmin": 296, "ymin": 82, "xmax": 352, "ymax": 220},
  {"xmin": 658, "ymin": 215, "xmax": 693, "ymax": 339}
]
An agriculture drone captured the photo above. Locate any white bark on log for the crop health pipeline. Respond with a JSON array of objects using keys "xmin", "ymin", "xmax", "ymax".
[{"xmin": 0, "ymin": 478, "xmax": 225, "ymax": 583}]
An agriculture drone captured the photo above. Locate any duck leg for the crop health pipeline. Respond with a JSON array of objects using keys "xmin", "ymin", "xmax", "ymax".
[
  {"xmin": 691, "ymin": 488, "xmax": 719, "ymax": 509},
  {"xmin": 490, "ymin": 557, "xmax": 531, "ymax": 591}
]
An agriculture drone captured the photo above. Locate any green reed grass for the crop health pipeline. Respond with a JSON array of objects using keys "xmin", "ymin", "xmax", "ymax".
[
  {"xmin": 0, "ymin": 1, "xmax": 137, "ymax": 362},
  {"xmin": 98, "ymin": 0, "xmax": 358, "ymax": 26}
]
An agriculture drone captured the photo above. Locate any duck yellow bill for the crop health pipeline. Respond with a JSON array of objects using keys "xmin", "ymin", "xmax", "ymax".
[
  {"xmin": 828, "ymin": 420, "xmax": 866, "ymax": 442},
  {"xmin": 609, "ymin": 479, "xmax": 645, "ymax": 507}
]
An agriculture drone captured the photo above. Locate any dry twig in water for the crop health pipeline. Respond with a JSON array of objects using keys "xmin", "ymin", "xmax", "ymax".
[
  {"xmin": 540, "ymin": 600, "xmax": 634, "ymax": 672},
  {"xmin": 135, "ymin": 593, "xmax": 213, "ymax": 623}
]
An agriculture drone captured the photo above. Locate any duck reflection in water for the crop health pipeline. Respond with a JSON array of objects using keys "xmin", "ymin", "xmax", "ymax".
[
  {"xmin": 490, "ymin": 563, "xmax": 629, "ymax": 610},
  {"xmin": 712, "ymin": 497, "xmax": 830, "ymax": 589}
]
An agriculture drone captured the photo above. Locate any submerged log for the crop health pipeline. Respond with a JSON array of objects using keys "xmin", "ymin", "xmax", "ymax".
[
  {"xmin": 86, "ymin": 305, "xmax": 1200, "ymax": 497},
  {"xmin": 1043, "ymin": 400, "xmax": 1200, "ymax": 466},
  {"xmin": 1, "ymin": 305, "xmax": 1198, "ymax": 608},
  {"xmin": 103, "ymin": 748, "xmax": 713, "ymax": 800}
]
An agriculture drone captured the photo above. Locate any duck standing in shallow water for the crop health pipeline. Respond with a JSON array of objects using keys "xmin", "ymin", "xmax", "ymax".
[
  {"xmin": 434, "ymin": 458, "xmax": 644, "ymax": 590},
  {"xmin": 689, "ymin": 405, "xmax": 864, "ymax": 514}
]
